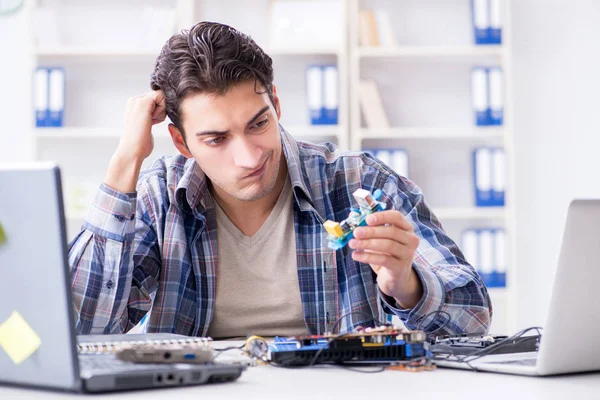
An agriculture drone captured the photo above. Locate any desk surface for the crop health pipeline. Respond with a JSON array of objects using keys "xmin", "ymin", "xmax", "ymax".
[{"xmin": 1, "ymin": 341, "xmax": 599, "ymax": 399}]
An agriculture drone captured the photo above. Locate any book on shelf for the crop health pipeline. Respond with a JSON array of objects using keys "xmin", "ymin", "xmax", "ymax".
[
  {"xmin": 358, "ymin": 79, "xmax": 390, "ymax": 129},
  {"xmin": 358, "ymin": 8, "xmax": 396, "ymax": 47}
]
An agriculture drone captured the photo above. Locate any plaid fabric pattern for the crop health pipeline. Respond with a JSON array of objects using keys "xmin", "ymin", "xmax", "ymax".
[{"xmin": 68, "ymin": 126, "xmax": 492, "ymax": 336}]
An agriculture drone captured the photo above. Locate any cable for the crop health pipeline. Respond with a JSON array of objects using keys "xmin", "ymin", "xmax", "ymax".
[
  {"xmin": 431, "ymin": 326, "xmax": 543, "ymax": 372},
  {"xmin": 330, "ymin": 310, "xmax": 383, "ymax": 334},
  {"xmin": 416, "ymin": 309, "xmax": 453, "ymax": 336},
  {"xmin": 211, "ymin": 344, "xmax": 245, "ymax": 361}
]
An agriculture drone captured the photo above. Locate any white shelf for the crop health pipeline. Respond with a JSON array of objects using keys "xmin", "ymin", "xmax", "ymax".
[
  {"xmin": 35, "ymin": 47, "xmax": 161, "ymax": 58},
  {"xmin": 356, "ymin": 45, "xmax": 506, "ymax": 58},
  {"xmin": 267, "ymin": 48, "xmax": 343, "ymax": 57},
  {"xmin": 432, "ymin": 207, "xmax": 506, "ymax": 220},
  {"xmin": 359, "ymin": 127, "xmax": 505, "ymax": 140},
  {"xmin": 285, "ymin": 125, "xmax": 341, "ymax": 138},
  {"xmin": 35, "ymin": 47, "xmax": 343, "ymax": 58},
  {"xmin": 35, "ymin": 126, "xmax": 171, "ymax": 139}
]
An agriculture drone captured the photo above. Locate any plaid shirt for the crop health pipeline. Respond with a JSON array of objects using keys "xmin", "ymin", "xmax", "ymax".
[{"xmin": 68, "ymin": 127, "xmax": 492, "ymax": 337}]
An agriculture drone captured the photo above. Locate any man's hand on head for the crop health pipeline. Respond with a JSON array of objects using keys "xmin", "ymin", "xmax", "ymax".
[{"xmin": 349, "ymin": 210, "xmax": 423, "ymax": 309}]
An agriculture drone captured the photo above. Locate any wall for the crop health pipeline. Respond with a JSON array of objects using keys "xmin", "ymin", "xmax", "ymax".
[
  {"xmin": 0, "ymin": 4, "xmax": 33, "ymax": 162},
  {"xmin": 512, "ymin": 0, "xmax": 600, "ymax": 328}
]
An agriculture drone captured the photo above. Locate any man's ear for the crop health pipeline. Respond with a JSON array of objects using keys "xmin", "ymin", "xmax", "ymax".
[
  {"xmin": 168, "ymin": 124, "xmax": 193, "ymax": 158},
  {"xmin": 272, "ymin": 84, "xmax": 281, "ymax": 120}
]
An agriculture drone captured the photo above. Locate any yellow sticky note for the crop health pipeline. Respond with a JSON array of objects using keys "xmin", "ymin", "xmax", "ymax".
[
  {"xmin": 0, "ymin": 222, "xmax": 6, "ymax": 246},
  {"xmin": 0, "ymin": 311, "xmax": 41, "ymax": 364}
]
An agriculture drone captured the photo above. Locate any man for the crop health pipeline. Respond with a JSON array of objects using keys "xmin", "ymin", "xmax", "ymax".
[{"xmin": 69, "ymin": 21, "xmax": 491, "ymax": 338}]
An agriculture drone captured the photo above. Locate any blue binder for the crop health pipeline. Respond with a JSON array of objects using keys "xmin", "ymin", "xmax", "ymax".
[
  {"xmin": 492, "ymin": 228, "xmax": 507, "ymax": 287},
  {"xmin": 471, "ymin": 67, "xmax": 489, "ymax": 126},
  {"xmin": 462, "ymin": 228, "xmax": 507, "ymax": 288},
  {"xmin": 306, "ymin": 65, "xmax": 323, "ymax": 125},
  {"xmin": 322, "ymin": 65, "xmax": 338, "ymax": 125},
  {"xmin": 471, "ymin": 0, "xmax": 491, "ymax": 44},
  {"xmin": 488, "ymin": 67, "xmax": 504, "ymax": 126},
  {"xmin": 489, "ymin": 0, "xmax": 503, "ymax": 44},
  {"xmin": 34, "ymin": 68, "xmax": 49, "ymax": 127},
  {"xmin": 48, "ymin": 67, "xmax": 65, "ymax": 127},
  {"xmin": 473, "ymin": 147, "xmax": 505, "ymax": 207},
  {"xmin": 491, "ymin": 148, "xmax": 505, "ymax": 206}
]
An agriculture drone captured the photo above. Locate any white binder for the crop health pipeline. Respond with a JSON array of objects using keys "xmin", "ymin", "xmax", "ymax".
[
  {"xmin": 479, "ymin": 229, "xmax": 494, "ymax": 276},
  {"xmin": 374, "ymin": 150, "xmax": 392, "ymax": 167},
  {"xmin": 472, "ymin": 0, "xmax": 490, "ymax": 44},
  {"xmin": 306, "ymin": 65, "xmax": 323, "ymax": 125},
  {"xmin": 322, "ymin": 65, "xmax": 339, "ymax": 125},
  {"xmin": 471, "ymin": 67, "xmax": 489, "ymax": 125},
  {"xmin": 392, "ymin": 149, "xmax": 409, "ymax": 178},
  {"xmin": 492, "ymin": 148, "xmax": 506, "ymax": 204},
  {"xmin": 488, "ymin": 67, "xmax": 504, "ymax": 125},
  {"xmin": 48, "ymin": 68, "xmax": 65, "ymax": 127},
  {"xmin": 461, "ymin": 229, "xmax": 479, "ymax": 268},
  {"xmin": 474, "ymin": 148, "xmax": 493, "ymax": 205},
  {"xmin": 489, "ymin": 0, "xmax": 503, "ymax": 44}
]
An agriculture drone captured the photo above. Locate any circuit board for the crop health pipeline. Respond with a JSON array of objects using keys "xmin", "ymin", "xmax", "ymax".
[{"xmin": 269, "ymin": 326, "xmax": 429, "ymax": 366}]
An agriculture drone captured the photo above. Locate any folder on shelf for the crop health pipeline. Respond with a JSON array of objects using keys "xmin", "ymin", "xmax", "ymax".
[
  {"xmin": 359, "ymin": 79, "xmax": 390, "ymax": 129},
  {"xmin": 391, "ymin": 149, "xmax": 409, "ymax": 178},
  {"xmin": 493, "ymin": 228, "xmax": 507, "ymax": 287},
  {"xmin": 461, "ymin": 229, "xmax": 479, "ymax": 269},
  {"xmin": 479, "ymin": 229, "xmax": 495, "ymax": 288},
  {"xmin": 306, "ymin": 65, "xmax": 324, "ymax": 125},
  {"xmin": 34, "ymin": 68, "xmax": 49, "ymax": 127},
  {"xmin": 489, "ymin": 0, "xmax": 503, "ymax": 44},
  {"xmin": 48, "ymin": 67, "xmax": 65, "ymax": 127},
  {"xmin": 488, "ymin": 67, "xmax": 504, "ymax": 125},
  {"xmin": 473, "ymin": 147, "xmax": 493, "ymax": 206},
  {"xmin": 491, "ymin": 147, "xmax": 506, "ymax": 206},
  {"xmin": 358, "ymin": 9, "xmax": 379, "ymax": 47},
  {"xmin": 471, "ymin": 0, "xmax": 490, "ymax": 44},
  {"xmin": 322, "ymin": 65, "xmax": 339, "ymax": 125},
  {"xmin": 374, "ymin": 149, "xmax": 392, "ymax": 167},
  {"xmin": 373, "ymin": 9, "xmax": 397, "ymax": 47},
  {"xmin": 471, "ymin": 67, "xmax": 489, "ymax": 126},
  {"xmin": 473, "ymin": 147, "xmax": 505, "ymax": 207}
]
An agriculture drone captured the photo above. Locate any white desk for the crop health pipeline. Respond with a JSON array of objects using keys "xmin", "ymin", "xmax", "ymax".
[
  {"xmin": 1, "ymin": 340, "xmax": 599, "ymax": 399},
  {"xmin": 1, "ymin": 365, "xmax": 599, "ymax": 399}
]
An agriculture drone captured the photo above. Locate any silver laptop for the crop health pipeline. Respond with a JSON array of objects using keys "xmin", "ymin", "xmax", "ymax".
[
  {"xmin": 436, "ymin": 199, "xmax": 600, "ymax": 376},
  {"xmin": 0, "ymin": 163, "xmax": 245, "ymax": 392}
]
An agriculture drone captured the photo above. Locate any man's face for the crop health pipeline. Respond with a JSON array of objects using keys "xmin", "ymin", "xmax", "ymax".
[{"xmin": 174, "ymin": 80, "xmax": 283, "ymax": 202}]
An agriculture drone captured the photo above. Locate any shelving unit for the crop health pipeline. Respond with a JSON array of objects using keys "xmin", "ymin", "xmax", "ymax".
[
  {"xmin": 26, "ymin": 0, "xmax": 516, "ymax": 334},
  {"xmin": 29, "ymin": 0, "xmax": 351, "ymax": 237},
  {"xmin": 349, "ymin": 0, "xmax": 515, "ymax": 334}
]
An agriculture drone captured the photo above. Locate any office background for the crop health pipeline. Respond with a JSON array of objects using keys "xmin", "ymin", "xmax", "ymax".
[{"xmin": 0, "ymin": 0, "xmax": 597, "ymax": 335}]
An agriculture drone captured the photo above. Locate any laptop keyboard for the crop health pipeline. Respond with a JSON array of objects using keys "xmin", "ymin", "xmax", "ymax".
[
  {"xmin": 79, "ymin": 354, "xmax": 160, "ymax": 372},
  {"xmin": 490, "ymin": 358, "xmax": 537, "ymax": 366}
]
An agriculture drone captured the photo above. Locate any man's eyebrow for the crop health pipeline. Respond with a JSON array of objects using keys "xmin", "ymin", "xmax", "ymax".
[
  {"xmin": 194, "ymin": 106, "xmax": 271, "ymax": 137},
  {"xmin": 247, "ymin": 106, "xmax": 270, "ymax": 126},
  {"xmin": 195, "ymin": 129, "xmax": 229, "ymax": 137}
]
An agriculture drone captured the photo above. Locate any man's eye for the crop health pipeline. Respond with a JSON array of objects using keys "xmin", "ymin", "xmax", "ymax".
[
  {"xmin": 207, "ymin": 137, "xmax": 225, "ymax": 146},
  {"xmin": 254, "ymin": 117, "xmax": 269, "ymax": 128}
]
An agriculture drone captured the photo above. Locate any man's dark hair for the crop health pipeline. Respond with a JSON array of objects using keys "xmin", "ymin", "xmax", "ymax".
[{"xmin": 151, "ymin": 21, "xmax": 275, "ymax": 140}]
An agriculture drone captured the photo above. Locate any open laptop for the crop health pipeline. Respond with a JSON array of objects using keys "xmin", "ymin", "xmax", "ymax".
[
  {"xmin": 0, "ymin": 163, "xmax": 245, "ymax": 392},
  {"xmin": 436, "ymin": 199, "xmax": 600, "ymax": 376}
]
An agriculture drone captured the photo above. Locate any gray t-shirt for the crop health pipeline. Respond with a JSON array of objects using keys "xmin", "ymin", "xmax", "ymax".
[{"xmin": 207, "ymin": 179, "xmax": 307, "ymax": 339}]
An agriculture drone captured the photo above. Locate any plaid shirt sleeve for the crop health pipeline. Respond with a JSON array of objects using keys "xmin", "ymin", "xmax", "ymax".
[
  {"xmin": 68, "ymin": 183, "xmax": 160, "ymax": 334},
  {"xmin": 377, "ymin": 176, "xmax": 492, "ymax": 336}
]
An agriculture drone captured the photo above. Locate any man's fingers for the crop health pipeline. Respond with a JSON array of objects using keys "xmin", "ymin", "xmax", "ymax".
[
  {"xmin": 366, "ymin": 210, "xmax": 413, "ymax": 231},
  {"xmin": 354, "ymin": 225, "xmax": 417, "ymax": 245},
  {"xmin": 351, "ymin": 251, "xmax": 401, "ymax": 270},
  {"xmin": 349, "ymin": 237, "xmax": 417, "ymax": 258}
]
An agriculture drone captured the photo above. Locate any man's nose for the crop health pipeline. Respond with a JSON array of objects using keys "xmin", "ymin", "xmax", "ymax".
[{"xmin": 232, "ymin": 137, "xmax": 263, "ymax": 169}]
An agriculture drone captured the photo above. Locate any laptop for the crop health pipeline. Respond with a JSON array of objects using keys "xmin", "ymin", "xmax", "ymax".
[
  {"xmin": 0, "ymin": 163, "xmax": 245, "ymax": 392},
  {"xmin": 435, "ymin": 199, "xmax": 600, "ymax": 376}
]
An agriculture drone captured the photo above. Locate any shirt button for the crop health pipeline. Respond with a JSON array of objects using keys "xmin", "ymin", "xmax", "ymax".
[{"xmin": 106, "ymin": 280, "xmax": 114, "ymax": 289}]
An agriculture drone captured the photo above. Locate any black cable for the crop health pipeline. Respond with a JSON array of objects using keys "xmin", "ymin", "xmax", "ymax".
[
  {"xmin": 211, "ymin": 344, "xmax": 245, "ymax": 361},
  {"xmin": 330, "ymin": 310, "xmax": 383, "ymax": 334},
  {"xmin": 416, "ymin": 309, "xmax": 453, "ymax": 336},
  {"xmin": 432, "ymin": 326, "xmax": 543, "ymax": 372}
]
